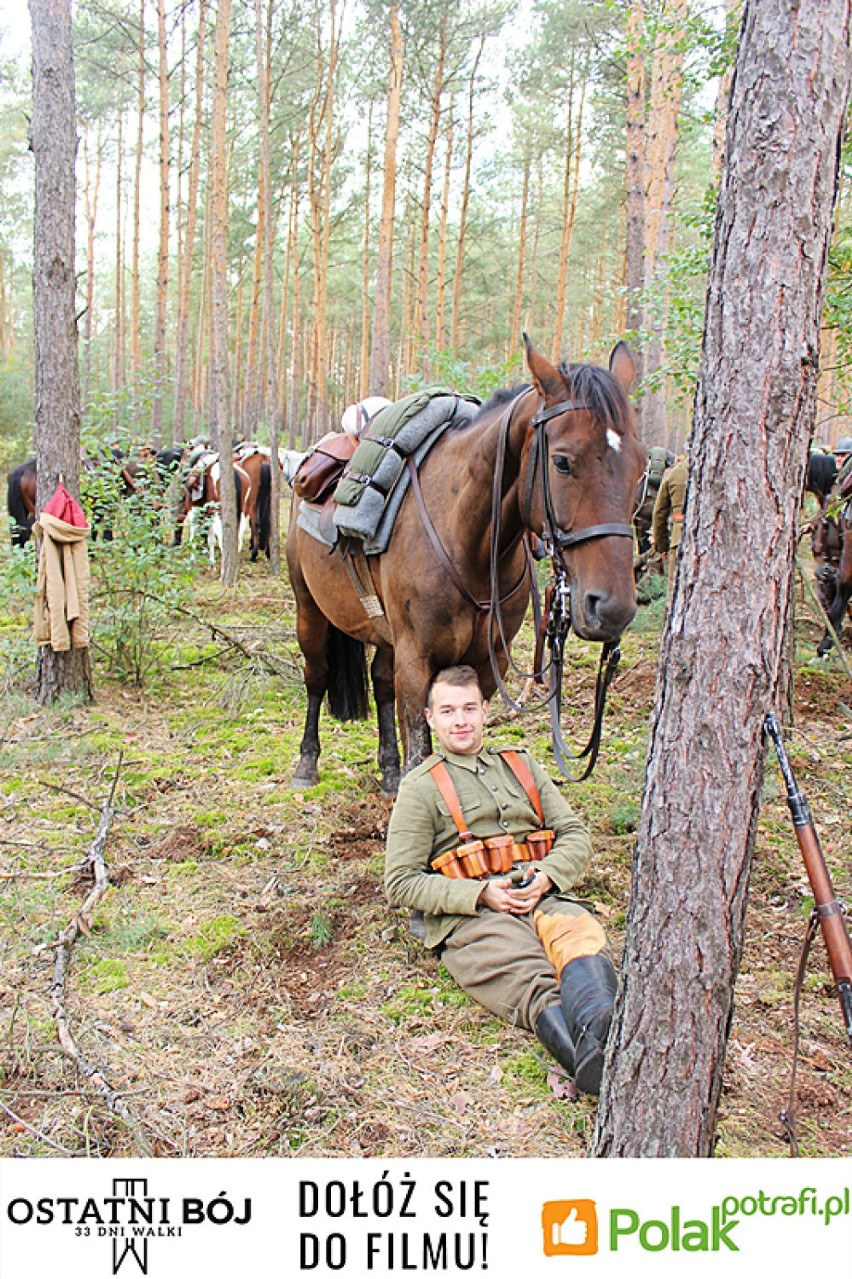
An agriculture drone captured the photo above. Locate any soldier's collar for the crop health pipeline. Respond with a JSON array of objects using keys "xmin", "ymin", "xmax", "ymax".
[{"xmin": 436, "ymin": 748, "xmax": 489, "ymax": 772}]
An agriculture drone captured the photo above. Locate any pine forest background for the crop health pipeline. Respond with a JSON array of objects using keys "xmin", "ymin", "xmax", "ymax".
[{"xmin": 1, "ymin": 0, "xmax": 851, "ymax": 466}]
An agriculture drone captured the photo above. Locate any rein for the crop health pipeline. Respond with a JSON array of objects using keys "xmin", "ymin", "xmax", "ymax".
[{"xmin": 486, "ymin": 389, "xmax": 633, "ymax": 781}]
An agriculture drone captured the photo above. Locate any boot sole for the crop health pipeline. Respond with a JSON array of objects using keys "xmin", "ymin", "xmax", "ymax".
[{"xmin": 574, "ymin": 1041, "xmax": 604, "ymax": 1096}]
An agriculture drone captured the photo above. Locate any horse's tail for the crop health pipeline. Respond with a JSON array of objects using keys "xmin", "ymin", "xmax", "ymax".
[
  {"xmin": 7, "ymin": 462, "xmax": 35, "ymax": 546},
  {"xmin": 326, "ymin": 625, "xmax": 369, "ymax": 721},
  {"xmin": 257, "ymin": 461, "xmax": 271, "ymax": 555}
]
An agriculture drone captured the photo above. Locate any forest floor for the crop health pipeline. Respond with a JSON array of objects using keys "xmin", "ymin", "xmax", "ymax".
[{"xmin": 0, "ymin": 541, "xmax": 850, "ymax": 1162}]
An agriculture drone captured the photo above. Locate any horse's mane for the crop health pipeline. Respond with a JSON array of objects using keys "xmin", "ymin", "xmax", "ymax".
[
  {"xmin": 557, "ymin": 361, "xmax": 629, "ymax": 435},
  {"xmin": 470, "ymin": 383, "xmax": 529, "ymax": 421},
  {"xmin": 469, "ymin": 363, "xmax": 629, "ymax": 434}
]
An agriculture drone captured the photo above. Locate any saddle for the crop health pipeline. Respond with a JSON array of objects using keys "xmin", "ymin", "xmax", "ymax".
[{"xmin": 292, "ymin": 433, "xmax": 358, "ymax": 505}]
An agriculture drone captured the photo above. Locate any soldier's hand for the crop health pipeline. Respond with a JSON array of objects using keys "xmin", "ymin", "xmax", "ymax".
[{"xmin": 478, "ymin": 871, "xmax": 553, "ymax": 915}]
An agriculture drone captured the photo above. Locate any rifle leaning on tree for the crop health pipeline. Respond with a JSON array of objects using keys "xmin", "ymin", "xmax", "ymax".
[
  {"xmin": 764, "ymin": 714, "xmax": 852, "ymax": 1047},
  {"xmin": 764, "ymin": 714, "xmax": 852, "ymax": 1153}
]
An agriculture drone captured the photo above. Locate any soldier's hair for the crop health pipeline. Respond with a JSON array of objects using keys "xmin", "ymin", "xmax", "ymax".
[{"xmin": 426, "ymin": 665, "xmax": 483, "ymax": 709}]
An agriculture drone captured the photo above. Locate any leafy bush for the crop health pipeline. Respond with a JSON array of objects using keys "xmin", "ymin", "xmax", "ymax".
[{"xmin": 87, "ymin": 485, "xmax": 199, "ymax": 687}]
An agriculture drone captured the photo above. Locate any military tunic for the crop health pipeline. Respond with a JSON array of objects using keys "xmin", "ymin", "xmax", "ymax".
[
  {"xmin": 385, "ymin": 745, "xmax": 605, "ymax": 1031},
  {"xmin": 651, "ymin": 457, "xmax": 688, "ymax": 555}
]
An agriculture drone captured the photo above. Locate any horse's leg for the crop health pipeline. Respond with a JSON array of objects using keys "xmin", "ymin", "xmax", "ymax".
[
  {"xmin": 291, "ymin": 604, "xmax": 330, "ymax": 789},
  {"xmin": 209, "ymin": 513, "xmax": 222, "ymax": 564},
  {"xmin": 371, "ymin": 645, "xmax": 400, "ymax": 794},
  {"xmin": 394, "ymin": 646, "xmax": 434, "ymax": 772},
  {"xmin": 823, "ymin": 532, "xmax": 852, "ymax": 652}
]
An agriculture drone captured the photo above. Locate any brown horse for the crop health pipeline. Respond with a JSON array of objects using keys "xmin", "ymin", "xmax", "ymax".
[
  {"xmin": 287, "ymin": 337, "xmax": 647, "ymax": 792},
  {"xmin": 813, "ymin": 499, "xmax": 852, "ymax": 655},
  {"xmin": 174, "ymin": 454, "xmax": 252, "ymax": 563}
]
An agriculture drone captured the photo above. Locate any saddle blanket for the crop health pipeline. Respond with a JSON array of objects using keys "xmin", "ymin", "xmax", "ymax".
[{"xmin": 331, "ymin": 391, "xmax": 480, "ymax": 549}]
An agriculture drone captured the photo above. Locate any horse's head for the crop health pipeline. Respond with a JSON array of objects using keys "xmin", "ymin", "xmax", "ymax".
[{"xmin": 520, "ymin": 335, "xmax": 647, "ymax": 642}]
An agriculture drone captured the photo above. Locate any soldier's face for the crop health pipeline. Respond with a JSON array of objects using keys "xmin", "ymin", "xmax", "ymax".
[{"xmin": 425, "ymin": 681, "xmax": 488, "ymax": 756}]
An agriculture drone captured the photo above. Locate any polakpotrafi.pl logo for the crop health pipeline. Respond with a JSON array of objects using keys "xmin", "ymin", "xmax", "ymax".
[
  {"xmin": 541, "ymin": 1187, "xmax": 851, "ymax": 1257},
  {"xmin": 5, "ymin": 1176, "xmax": 252, "ymax": 1274}
]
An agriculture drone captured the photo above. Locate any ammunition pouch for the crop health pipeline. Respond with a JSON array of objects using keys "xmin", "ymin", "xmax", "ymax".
[{"xmin": 432, "ymin": 829, "xmax": 555, "ymax": 881}]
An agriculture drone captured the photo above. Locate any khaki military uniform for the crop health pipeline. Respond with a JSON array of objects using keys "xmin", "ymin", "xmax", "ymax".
[
  {"xmin": 652, "ymin": 457, "xmax": 688, "ymax": 582},
  {"xmin": 385, "ymin": 746, "xmax": 607, "ymax": 1032}
]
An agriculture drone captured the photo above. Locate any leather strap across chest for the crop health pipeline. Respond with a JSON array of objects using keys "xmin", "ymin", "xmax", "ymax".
[{"xmin": 428, "ymin": 749, "xmax": 544, "ymax": 839}]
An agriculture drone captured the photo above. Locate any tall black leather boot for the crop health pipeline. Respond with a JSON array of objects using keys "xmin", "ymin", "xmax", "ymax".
[
  {"xmin": 534, "ymin": 1004, "xmax": 575, "ymax": 1077},
  {"xmin": 559, "ymin": 954, "xmax": 618, "ymax": 1096}
]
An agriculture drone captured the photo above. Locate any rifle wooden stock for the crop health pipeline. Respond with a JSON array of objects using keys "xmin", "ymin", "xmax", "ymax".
[{"xmin": 765, "ymin": 713, "xmax": 852, "ymax": 1048}]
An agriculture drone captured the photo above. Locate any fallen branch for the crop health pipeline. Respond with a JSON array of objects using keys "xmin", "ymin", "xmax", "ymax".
[
  {"xmin": 49, "ymin": 751, "xmax": 154, "ymax": 1156},
  {"xmin": 170, "ymin": 599, "xmax": 297, "ymax": 678}
]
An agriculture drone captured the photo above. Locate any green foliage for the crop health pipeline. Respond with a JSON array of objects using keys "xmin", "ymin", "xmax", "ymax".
[{"xmin": 85, "ymin": 483, "xmax": 199, "ymax": 688}]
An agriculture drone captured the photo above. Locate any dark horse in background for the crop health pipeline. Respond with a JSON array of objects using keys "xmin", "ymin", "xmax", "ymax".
[
  {"xmin": 7, "ymin": 449, "xmax": 135, "ymax": 545},
  {"xmin": 808, "ymin": 452, "xmax": 851, "ymax": 654},
  {"xmin": 286, "ymin": 336, "xmax": 647, "ymax": 793},
  {"xmin": 7, "ymin": 458, "xmax": 37, "ymax": 546}
]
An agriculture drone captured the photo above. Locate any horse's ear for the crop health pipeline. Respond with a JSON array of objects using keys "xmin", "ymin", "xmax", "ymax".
[
  {"xmin": 523, "ymin": 332, "xmax": 564, "ymax": 401},
  {"xmin": 609, "ymin": 341, "xmax": 637, "ymax": 393}
]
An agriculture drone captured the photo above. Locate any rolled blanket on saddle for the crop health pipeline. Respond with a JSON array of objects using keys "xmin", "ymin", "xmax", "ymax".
[{"xmin": 332, "ymin": 388, "xmax": 480, "ymax": 547}]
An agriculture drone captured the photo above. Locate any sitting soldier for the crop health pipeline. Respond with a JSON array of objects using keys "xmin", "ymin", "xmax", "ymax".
[{"xmin": 384, "ymin": 665, "xmax": 618, "ymax": 1096}]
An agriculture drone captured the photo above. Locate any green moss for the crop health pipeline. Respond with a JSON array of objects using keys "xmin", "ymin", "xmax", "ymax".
[
  {"xmin": 183, "ymin": 914, "xmax": 246, "ymax": 962},
  {"xmin": 81, "ymin": 957, "xmax": 130, "ymax": 995}
]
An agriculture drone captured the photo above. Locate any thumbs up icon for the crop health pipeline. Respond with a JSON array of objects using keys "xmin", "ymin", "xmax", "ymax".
[{"xmin": 541, "ymin": 1200, "xmax": 598, "ymax": 1256}]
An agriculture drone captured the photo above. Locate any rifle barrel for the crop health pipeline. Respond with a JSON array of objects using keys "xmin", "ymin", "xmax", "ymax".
[{"xmin": 764, "ymin": 714, "xmax": 852, "ymax": 1048}]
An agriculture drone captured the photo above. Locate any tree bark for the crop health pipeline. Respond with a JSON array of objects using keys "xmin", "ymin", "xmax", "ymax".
[
  {"xmin": 623, "ymin": 0, "xmax": 645, "ymax": 342},
  {"xmin": 209, "ymin": 0, "xmax": 239, "ymax": 585},
  {"xmin": 369, "ymin": 2, "xmax": 403, "ymax": 396},
  {"xmin": 130, "ymin": 0, "xmax": 145, "ymax": 389},
  {"xmin": 359, "ymin": 103, "xmax": 374, "ymax": 400},
  {"xmin": 173, "ymin": 0, "xmax": 207, "ymax": 445},
  {"xmin": 640, "ymin": 0, "xmax": 687, "ymax": 446},
  {"xmin": 81, "ymin": 124, "xmax": 102, "ymax": 412},
  {"xmin": 255, "ymin": 0, "xmax": 281, "ymax": 573},
  {"xmin": 29, "ymin": 0, "xmax": 94, "ymax": 704},
  {"xmin": 591, "ymin": 0, "xmax": 852, "ymax": 1158},
  {"xmin": 451, "ymin": 35, "xmax": 483, "ymax": 357},
  {"xmin": 151, "ymin": 0, "xmax": 170, "ymax": 441}
]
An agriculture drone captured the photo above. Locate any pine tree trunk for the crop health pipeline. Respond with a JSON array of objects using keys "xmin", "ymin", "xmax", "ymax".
[
  {"xmin": 435, "ymin": 99, "xmax": 453, "ymax": 354},
  {"xmin": 255, "ymin": 0, "xmax": 280, "ymax": 572},
  {"xmin": 209, "ymin": 0, "xmax": 239, "ymax": 585},
  {"xmin": 415, "ymin": 14, "xmax": 447, "ymax": 376},
  {"xmin": 624, "ymin": 0, "xmax": 645, "ymax": 342},
  {"xmin": 29, "ymin": 0, "xmax": 93, "ymax": 704},
  {"xmin": 130, "ymin": 0, "xmax": 145, "ymax": 388},
  {"xmin": 450, "ymin": 37, "xmax": 484, "ymax": 357},
  {"xmin": 640, "ymin": 0, "xmax": 687, "ymax": 446},
  {"xmin": 551, "ymin": 64, "xmax": 585, "ymax": 363},
  {"xmin": 82, "ymin": 124, "xmax": 102, "ymax": 412},
  {"xmin": 590, "ymin": 0, "xmax": 852, "ymax": 1158},
  {"xmin": 113, "ymin": 109, "xmax": 125, "ymax": 431},
  {"xmin": 358, "ymin": 104, "xmax": 374, "ymax": 400},
  {"xmin": 369, "ymin": 2, "xmax": 403, "ymax": 396},
  {"xmin": 174, "ymin": 0, "xmax": 207, "ymax": 445},
  {"xmin": 151, "ymin": 0, "xmax": 170, "ymax": 441},
  {"xmin": 507, "ymin": 147, "xmax": 531, "ymax": 362}
]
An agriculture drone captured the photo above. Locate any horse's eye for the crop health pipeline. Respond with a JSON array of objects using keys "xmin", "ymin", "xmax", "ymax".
[{"xmin": 552, "ymin": 454, "xmax": 573, "ymax": 476}]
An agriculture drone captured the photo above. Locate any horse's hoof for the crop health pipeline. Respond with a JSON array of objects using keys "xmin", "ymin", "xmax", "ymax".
[{"xmin": 291, "ymin": 763, "xmax": 319, "ymax": 789}]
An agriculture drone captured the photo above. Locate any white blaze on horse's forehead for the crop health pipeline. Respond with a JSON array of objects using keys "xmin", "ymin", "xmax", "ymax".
[{"xmin": 606, "ymin": 428, "xmax": 622, "ymax": 453}]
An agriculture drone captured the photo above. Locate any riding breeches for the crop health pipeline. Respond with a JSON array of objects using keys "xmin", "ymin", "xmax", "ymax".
[{"xmin": 439, "ymin": 896, "xmax": 608, "ymax": 1032}]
